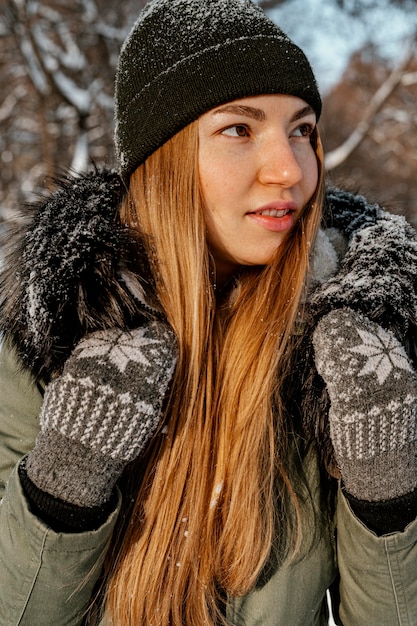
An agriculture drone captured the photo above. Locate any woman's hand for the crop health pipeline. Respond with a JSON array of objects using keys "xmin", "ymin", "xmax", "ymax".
[
  {"xmin": 26, "ymin": 322, "xmax": 177, "ymax": 507},
  {"xmin": 313, "ymin": 308, "xmax": 417, "ymax": 501}
]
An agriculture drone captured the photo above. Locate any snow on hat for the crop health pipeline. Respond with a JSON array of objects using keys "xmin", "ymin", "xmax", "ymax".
[{"xmin": 115, "ymin": 0, "xmax": 321, "ymax": 178}]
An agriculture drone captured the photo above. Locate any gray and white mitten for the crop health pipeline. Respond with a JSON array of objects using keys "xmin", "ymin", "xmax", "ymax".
[
  {"xmin": 313, "ymin": 308, "xmax": 417, "ymax": 501},
  {"xmin": 26, "ymin": 322, "xmax": 177, "ymax": 507}
]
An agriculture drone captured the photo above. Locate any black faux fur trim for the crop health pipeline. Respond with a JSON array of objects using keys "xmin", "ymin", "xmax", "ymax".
[
  {"xmin": 0, "ymin": 169, "xmax": 158, "ymax": 383},
  {"xmin": 323, "ymin": 186, "xmax": 382, "ymax": 236},
  {"xmin": 316, "ymin": 186, "xmax": 417, "ymax": 356}
]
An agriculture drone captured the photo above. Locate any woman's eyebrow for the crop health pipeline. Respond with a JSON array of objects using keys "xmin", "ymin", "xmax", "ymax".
[
  {"xmin": 211, "ymin": 105, "xmax": 265, "ymax": 121},
  {"xmin": 211, "ymin": 103, "xmax": 316, "ymax": 123},
  {"xmin": 291, "ymin": 105, "xmax": 315, "ymax": 122}
]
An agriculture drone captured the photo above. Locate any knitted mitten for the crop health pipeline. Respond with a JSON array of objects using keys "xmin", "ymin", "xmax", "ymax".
[
  {"xmin": 312, "ymin": 308, "xmax": 417, "ymax": 501},
  {"xmin": 26, "ymin": 322, "xmax": 177, "ymax": 507}
]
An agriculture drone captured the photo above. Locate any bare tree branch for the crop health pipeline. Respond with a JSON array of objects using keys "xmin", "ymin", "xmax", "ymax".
[
  {"xmin": 7, "ymin": 1, "xmax": 50, "ymax": 95},
  {"xmin": 325, "ymin": 38, "xmax": 416, "ymax": 170}
]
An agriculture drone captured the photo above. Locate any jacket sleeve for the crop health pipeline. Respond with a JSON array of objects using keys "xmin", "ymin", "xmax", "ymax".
[
  {"xmin": 0, "ymin": 464, "xmax": 120, "ymax": 626},
  {"xmin": 0, "ymin": 337, "xmax": 43, "ymax": 497},
  {"xmin": 336, "ymin": 487, "xmax": 417, "ymax": 625}
]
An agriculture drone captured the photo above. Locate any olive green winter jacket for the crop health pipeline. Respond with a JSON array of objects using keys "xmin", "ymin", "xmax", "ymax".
[{"xmin": 2, "ymin": 339, "xmax": 417, "ymax": 626}]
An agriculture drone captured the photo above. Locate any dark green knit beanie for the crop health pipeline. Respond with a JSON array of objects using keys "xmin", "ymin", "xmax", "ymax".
[{"xmin": 115, "ymin": 0, "xmax": 321, "ymax": 178}]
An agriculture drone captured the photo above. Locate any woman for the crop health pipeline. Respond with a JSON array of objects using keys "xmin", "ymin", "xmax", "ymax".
[{"xmin": 1, "ymin": 0, "xmax": 417, "ymax": 624}]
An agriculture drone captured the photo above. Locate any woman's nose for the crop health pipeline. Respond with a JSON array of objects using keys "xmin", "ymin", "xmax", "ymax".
[{"xmin": 258, "ymin": 136, "xmax": 303, "ymax": 188}]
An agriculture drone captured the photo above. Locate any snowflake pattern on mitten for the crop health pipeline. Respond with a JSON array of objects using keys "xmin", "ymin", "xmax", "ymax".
[
  {"xmin": 41, "ymin": 324, "xmax": 177, "ymax": 461},
  {"xmin": 348, "ymin": 323, "xmax": 413, "ymax": 385},
  {"xmin": 313, "ymin": 308, "xmax": 417, "ymax": 501},
  {"xmin": 74, "ymin": 327, "xmax": 164, "ymax": 373},
  {"xmin": 26, "ymin": 322, "xmax": 177, "ymax": 506}
]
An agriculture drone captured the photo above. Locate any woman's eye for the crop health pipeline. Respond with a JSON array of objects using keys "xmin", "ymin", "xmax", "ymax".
[
  {"xmin": 221, "ymin": 125, "xmax": 249, "ymax": 137},
  {"xmin": 292, "ymin": 123, "xmax": 315, "ymax": 138}
]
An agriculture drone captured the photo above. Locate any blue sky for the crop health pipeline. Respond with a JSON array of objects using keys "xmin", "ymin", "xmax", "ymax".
[{"xmin": 266, "ymin": 0, "xmax": 417, "ymax": 93}]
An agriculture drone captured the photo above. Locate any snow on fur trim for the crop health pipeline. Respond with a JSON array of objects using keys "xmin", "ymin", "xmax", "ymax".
[
  {"xmin": 314, "ymin": 189, "xmax": 417, "ymax": 343},
  {"xmin": 0, "ymin": 169, "xmax": 158, "ymax": 382}
]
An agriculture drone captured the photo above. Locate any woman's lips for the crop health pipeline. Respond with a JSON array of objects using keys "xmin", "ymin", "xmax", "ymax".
[{"xmin": 247, "ymin": 202, "xmax": 297, "ymax": 232}]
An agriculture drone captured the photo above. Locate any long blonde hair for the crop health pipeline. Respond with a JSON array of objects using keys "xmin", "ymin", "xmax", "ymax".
[{"xmin": 105, "ymin": 120, "xmax": 325, "ymax": 625}]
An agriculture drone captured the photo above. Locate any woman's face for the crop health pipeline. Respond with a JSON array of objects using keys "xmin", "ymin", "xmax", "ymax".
[{"xmin": 198, "ymin": 94, "xmax": 319, "ymax": 285}]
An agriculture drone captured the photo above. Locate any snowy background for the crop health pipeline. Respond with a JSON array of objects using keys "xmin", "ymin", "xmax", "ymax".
[{"xmin": 263, "ymin": 0, "xmax": 417, "ymax": 93}]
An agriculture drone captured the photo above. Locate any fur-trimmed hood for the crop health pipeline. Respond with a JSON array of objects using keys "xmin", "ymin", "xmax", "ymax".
[
  {"xmin": 1, "ymin": 169, "xmax": 417, "ymax": 389},
  {"xmin": 0, "ymin": 170, "xmax": 161, "ymax": 383},
  {"xmin": 311, "ymin": 187, "xmax": 417, "ymax": 358}
]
